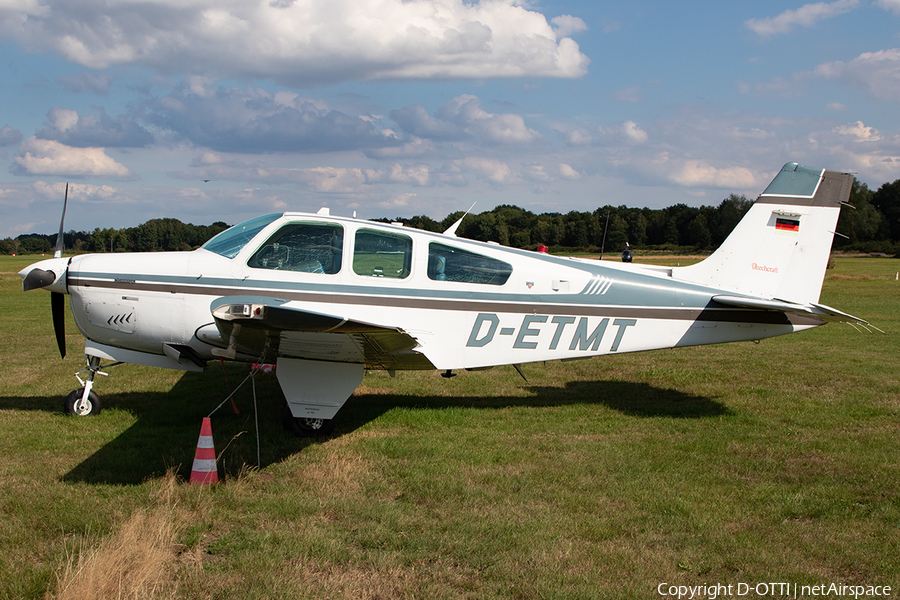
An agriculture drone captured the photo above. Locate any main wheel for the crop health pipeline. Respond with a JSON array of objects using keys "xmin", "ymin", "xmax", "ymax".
[
  {"xmin": 64, "ymin": 389, "xmax": 102, "ymax": 416},
  {"xmin": 281, "ymin": 403, "xmax": 335, "ymax": 437}
]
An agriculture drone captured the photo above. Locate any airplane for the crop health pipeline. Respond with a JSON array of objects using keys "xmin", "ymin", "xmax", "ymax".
[{"xmin": 19, "ymin": 162, "xmax": 871, "ymax": 436}]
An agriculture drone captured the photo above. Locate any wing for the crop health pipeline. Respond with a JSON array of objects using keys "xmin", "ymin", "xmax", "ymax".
[{"xmin": 208, "ymin": 296, "xmax": 434, "ymax": 370}]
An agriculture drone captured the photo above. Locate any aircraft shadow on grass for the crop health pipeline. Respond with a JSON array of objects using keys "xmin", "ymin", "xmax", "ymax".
[{"xmin": 0, "ymin": 369, "xmax": 729, "ymax": 486}]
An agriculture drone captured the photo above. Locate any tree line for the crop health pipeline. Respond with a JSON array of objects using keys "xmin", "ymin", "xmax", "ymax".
[
  {"xmin": 4, "ymin": 177, "xmax": 899, "ymax": 256},
  {"xmin": 3, "ymin": 218, "xmax": 230, "ymax": 256},
  {"xmin": 378, "ymin": 177, "xmax": 900, "ymax": 256}
]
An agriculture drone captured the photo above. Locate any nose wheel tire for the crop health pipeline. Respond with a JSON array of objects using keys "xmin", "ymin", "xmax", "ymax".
[
  {"xmin": 281, "ymin": 403, "xmax": 335, "ymax": 437},
  {"xmin": 64, "ymin": 389, "xmax": 102, "ymax": 416}
]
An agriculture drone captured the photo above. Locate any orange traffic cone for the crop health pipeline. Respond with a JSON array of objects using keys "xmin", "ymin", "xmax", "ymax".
[{"xmin": 189, "ymin": 417, "xmax": 218, "ymax": 484}]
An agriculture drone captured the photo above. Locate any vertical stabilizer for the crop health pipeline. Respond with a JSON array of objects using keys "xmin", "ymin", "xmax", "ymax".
[{"xmin": 674, "ymin": 163, "xmax": 853, "ymax": 304}]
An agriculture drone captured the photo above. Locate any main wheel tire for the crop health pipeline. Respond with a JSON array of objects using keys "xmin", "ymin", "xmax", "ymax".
[
  {"xmin": 281, "ymin": 403, "xmax": 335, "ymax": 437},
  {"xmin": 64, "ymin": 389, "xmax": 102, "ymax": 416}
]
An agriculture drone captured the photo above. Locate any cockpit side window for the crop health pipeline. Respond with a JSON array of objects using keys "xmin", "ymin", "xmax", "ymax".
[
  {"xmin": 202, "ymin": 213, "xmax": 281, "ymax": 259},
  {"xmin": 427, "ymin": 242, "xmax": 512, "ymax": 285},
  {"xmin": 353, "ymin": 229, "xmax": 412, "ymax": 279},
  {"xmin": 248, "ymin": 222, "xmax": 343, "ymax": 274}
]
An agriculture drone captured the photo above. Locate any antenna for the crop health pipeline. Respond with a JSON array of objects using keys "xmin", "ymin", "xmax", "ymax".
[
  {"xmin": 599, "ymin": 211, "xmax": 610, "ymax": 260},
  {"xmin": 442, "ymin": 202, "xmax": 477, "ymax": 237}
]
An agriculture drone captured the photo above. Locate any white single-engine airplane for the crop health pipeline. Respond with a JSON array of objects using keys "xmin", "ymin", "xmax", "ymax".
[{"xmin": 21, "ymin": 163, "xmax": 869, "ymax": 436}]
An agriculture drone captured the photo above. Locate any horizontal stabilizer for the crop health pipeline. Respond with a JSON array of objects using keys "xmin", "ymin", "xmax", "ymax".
[
  {"xmin": 809, "ymin": 302, "xmax": 875, "ymax": 328},
  {"xmin": 713, "ymin": 295, "xmax": 871, "ymax": 327},
  {"xmin": 712, "ymin": 295, "xmax": 813, "ymax": 314}
]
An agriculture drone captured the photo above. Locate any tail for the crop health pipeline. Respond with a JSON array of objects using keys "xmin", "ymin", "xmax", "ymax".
[{"xmin": 674, "ymin": 162, "xmax": 853, "ymax": 305}]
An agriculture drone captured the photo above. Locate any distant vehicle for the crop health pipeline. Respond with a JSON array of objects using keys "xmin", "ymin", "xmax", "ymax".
[{"xmin": 20, "ymin": 163, "xmax": 868, "ymax": 436}]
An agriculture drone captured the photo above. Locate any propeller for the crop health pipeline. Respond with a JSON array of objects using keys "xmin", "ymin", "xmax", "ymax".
[
  {"xmin": 19, "ymin": 184, "xmax": 70, "ymax": 358},
  {"xmin": 51, "ymin": 289, "xmax": 66, "ymax": 358},
  {"xmin": 50, "ymin": 183, "xmax": 69, "ymax": 358}
]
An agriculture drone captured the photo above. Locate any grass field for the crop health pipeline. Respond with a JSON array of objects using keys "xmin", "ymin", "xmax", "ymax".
[{"xmin": 0, "ymin": 254, "xmax": 898, "ymax": 599}]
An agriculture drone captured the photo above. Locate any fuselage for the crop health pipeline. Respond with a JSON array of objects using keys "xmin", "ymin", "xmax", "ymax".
[{"xmin": 49, "ymin": 211, "xmax": 822, "ymax": 373}]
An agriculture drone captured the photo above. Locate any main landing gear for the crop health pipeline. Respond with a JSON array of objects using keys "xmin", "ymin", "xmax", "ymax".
[
  {"xmin": 281, "ymin": 403, "xmax": 336, "ymax": 437},
  {"xmin": 64, "ymin": 355, "xmax": 120, "ymax": 416}
]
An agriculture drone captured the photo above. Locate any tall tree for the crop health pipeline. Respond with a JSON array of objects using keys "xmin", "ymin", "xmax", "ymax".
[{"xmin": 871, "ymin": 179, "xmax": 900, "ymax": 241}]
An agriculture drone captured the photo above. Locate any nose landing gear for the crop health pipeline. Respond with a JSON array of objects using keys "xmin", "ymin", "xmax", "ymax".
[{"xmin": 64, "ymin": 355, "xmax": 121, "ymax": 416}]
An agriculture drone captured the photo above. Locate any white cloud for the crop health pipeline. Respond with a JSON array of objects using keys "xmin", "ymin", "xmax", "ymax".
[
  {"xmin": 37, "ymin": 107, "xmax": 153, "ymax": 148},
  {"xmin": 550, "ymin": 15, "xmax": 587, "ymax": 39},
  {"xmin": 364, "ymin": 164, "xmax": 431, "ymax": 186},
  {"xmin": 147, "ymin": 85, "xmax": 398, "ymax": 153},
  {"xmin": 177, "ymin": 155, "xmax": 436, "ymax": 191},
  {"xmin": 49, "ymin": 108, "xmax": 79, "ymax": 132},
  {"xmin": 874, "ymin": 0, "xmax": 900, "ymax": 13},
  {"xmin": 32, "ymin": 180, "xmax": 125, "ymax": 202},
  {"xmin": 591, "ymin": 120, "xmax": 649, "ymax": 146},
  {"xmin": 453, "ymin": 157, "xmax": 512, "ymax": 184},
  {"xmin": 392, "ymin": 94, "xmax": 540, "ymax": 145},
  {"xmin": 377, "ymin": 193, "xmax": 418, "ymax": 209},
  {"xmin": 523, "ymin": 164, "xmax": 550, "ymax": 182},
  {"xmin": 438, "ymin": 95, "xmax": 539, "ymax": 143},
  {"xmin": 297, "ymin": 167, "xmax": 367, "ymax": 193},
  {"xmin": 563, "ymin": 128, "xmax": 592, "ymax": 146},
  {"xmin": 833, "ymin": 121, "xmax": 882, "ymax": 142},
  {"xmin": 12, "ymin": 137, "xmax": 131, "ymax": 177},
  {"xmin": 669, "ymin": 161, "xmax": 760, "ymax": 188},
  {"xmin": 813, "ymin": 48, "xmax": 900, "ymax": 101},
  {"xmin": 622, "ymin": 121, "xmax": 648, "ymax": 144},
  {"xmin": 745, "ymin": 0, "xmax": 859, "ymax": 36},
  {"xmin": 0, "ymin": 125, "xmax": 23, "ymax": 146},
  {"xmin": 558, "ymin": 163, "xmax": 580, "ymax": 179},
  {"xmin": 365, "ymin": 138, "xmax": 436, "ymax": 159},
  {"xmin": 0, "ymin": 0, "xmax": 589, "ymax": 86}
]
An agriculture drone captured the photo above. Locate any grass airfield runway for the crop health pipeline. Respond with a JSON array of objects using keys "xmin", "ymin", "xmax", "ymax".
[{"xmin": 0, "ymin": 254, "xmax": 897, "ymax": 599}]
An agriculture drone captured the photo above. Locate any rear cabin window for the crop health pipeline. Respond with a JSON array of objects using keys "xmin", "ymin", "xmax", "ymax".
[
  {"xmin": 353, "ymin": 229, "xmax": 412, "ymax": 279},
  {"xmin": 427, "ymin": 243, "xmax": 512, "ymax": 285},
  {"xmin": 247, "ymin": 222, "xmax": 343, "ymax": 274}
]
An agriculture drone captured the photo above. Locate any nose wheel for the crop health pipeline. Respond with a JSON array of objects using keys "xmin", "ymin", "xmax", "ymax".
[
  {"xmin": 64, "ymin": 388, "xmax": 101, "ymax": 416},
  {"xmin": 64, "ymin": 355, "xmax": 119, "ymax": 416}
]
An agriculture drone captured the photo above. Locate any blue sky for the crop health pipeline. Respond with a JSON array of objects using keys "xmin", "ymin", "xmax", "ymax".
[{"xmin": 1, "ymin": 0, "xmax": 898, "ymax": 238}]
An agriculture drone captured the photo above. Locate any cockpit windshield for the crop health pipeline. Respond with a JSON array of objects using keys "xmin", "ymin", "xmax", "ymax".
[{"xmin": 201, "ymin": 213, "xmax": 282, "ymax": 258}]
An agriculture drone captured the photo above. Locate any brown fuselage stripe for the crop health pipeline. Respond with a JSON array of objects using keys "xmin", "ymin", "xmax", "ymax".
[{"xmin": 67, "ymin": 277, "xmax": 822, "ymax": 327}]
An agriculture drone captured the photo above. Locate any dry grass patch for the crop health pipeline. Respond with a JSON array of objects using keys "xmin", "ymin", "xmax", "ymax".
[
  {"xmin": 286, "ymin": 555, "xmax": 483, "ymax": 600},
  {"xmin": 48, "ymin": 474, "xmax": 189, "ymax": 600},
  {"xmin": 283, "ymin": 433, "xmax": 385, "ymax": 496}
]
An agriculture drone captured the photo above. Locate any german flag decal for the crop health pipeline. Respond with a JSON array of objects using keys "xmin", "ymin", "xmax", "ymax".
[{"xmin": 775, "ymin": 217, "xmax": 800, "ymax": 233}]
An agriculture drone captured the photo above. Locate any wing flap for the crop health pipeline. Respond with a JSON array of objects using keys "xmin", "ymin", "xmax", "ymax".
[{"xmin": 208, "ymin": 296, "xmax": 433, "ymax": 370}]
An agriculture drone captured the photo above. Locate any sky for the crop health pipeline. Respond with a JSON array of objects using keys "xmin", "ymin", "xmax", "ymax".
[{"xmin": 0, "ymin": 0, "xmax": 899, "ymax": 238}]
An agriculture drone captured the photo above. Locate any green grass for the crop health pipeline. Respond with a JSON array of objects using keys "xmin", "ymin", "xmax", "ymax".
[{"xmin": 1, "ymin": 255, "xmax": 898, "ymax": 598}]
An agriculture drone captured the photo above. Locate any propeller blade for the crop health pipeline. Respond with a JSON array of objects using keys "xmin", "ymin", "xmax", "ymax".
[
  {"xmin": 51, "ymin": 291, "xmax": 66, "ymax": 358},
  {"xmin": 54, "ymin": 183, "xmax": 68, "ymax": 259}
]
